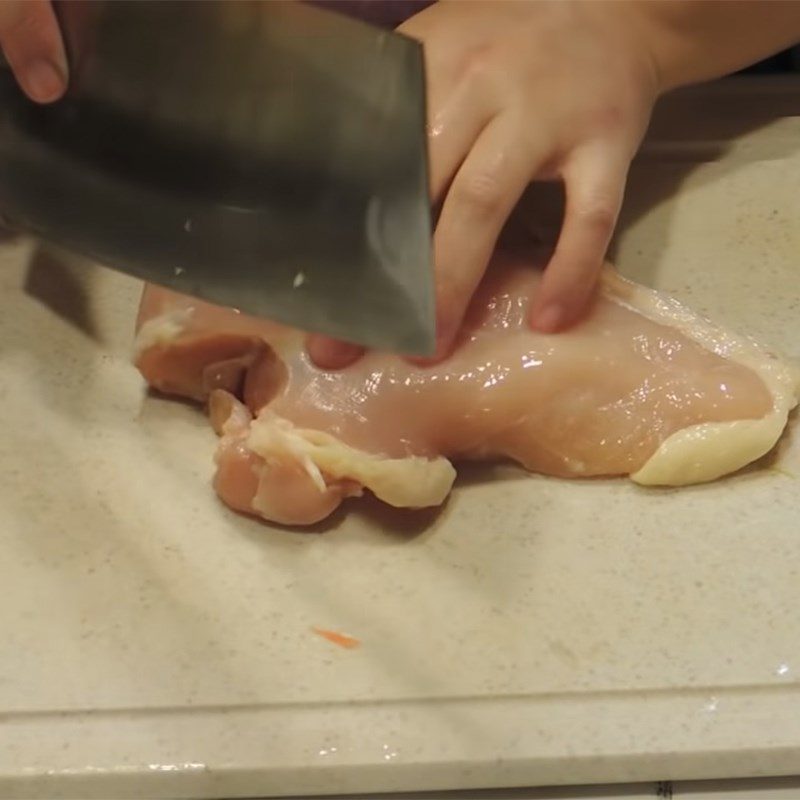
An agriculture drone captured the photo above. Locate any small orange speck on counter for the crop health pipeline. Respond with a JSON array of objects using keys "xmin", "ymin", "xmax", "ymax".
[{"xmin": 312, "ymin": 627, "xmax": 360, "ymax": 649}]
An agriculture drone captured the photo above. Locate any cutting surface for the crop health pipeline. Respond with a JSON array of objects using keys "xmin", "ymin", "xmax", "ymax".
[{"xmin": 0, "ymin": 79, "xmax": 798, "ymax": 798}]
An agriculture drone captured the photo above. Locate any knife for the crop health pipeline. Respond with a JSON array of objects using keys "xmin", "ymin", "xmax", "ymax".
[{"xmin": 0, "ymin": 0, "xmax": 436, "ymax": 356}]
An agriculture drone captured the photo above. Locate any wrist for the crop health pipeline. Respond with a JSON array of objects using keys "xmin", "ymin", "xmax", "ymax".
[
  {"xmin": 619, "ymin": 0, "xmax": 800, "ymax": 94},
  {"xmin": 616, "ymin": 1, "xmax": 692, "ymax": 95}
]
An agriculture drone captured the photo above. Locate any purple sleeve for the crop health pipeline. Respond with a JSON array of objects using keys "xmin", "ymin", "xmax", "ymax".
[{"xmin": 304, "ymin": 0, "xmax": 435, "ymax": 30}]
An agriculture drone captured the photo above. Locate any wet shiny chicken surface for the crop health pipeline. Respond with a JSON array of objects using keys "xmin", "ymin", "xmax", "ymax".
[{"xmin": 135, "ymin": 253, "xmax": 777, "ymax": 526}]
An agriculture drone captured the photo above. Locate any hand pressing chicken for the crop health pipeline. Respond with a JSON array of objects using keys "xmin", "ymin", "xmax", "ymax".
[
  {"xmin": 307, "ymin": 0, "xmax": 800, "ymax": 368},
  {"xmin": 3, "ymin": 0, "xmax": 798, "ymax": 365}
]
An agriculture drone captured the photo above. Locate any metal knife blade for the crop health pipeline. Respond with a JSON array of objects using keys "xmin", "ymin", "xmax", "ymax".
[{"xmin": 0, "ymin": 0, "xmax": 435, "ymax": 356}]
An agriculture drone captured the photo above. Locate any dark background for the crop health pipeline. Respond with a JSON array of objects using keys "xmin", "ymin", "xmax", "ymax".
[{"xmin": 739, "ymin": 46, "xmax": 800, "ymax": 73}]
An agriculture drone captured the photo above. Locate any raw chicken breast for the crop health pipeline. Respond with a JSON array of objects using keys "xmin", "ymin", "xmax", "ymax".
[{"xmin": 135, "ymin": 253, "xmax": 799, "ymax": 526}]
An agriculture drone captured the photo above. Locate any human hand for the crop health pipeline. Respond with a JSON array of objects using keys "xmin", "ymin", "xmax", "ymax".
[
  {"xmin": 307, "ymin": 0, "xmax": 659, "ymax": 368},
  {"xmin": 0, "ymin": 0, "xmax": 67, "ymax": 103}
]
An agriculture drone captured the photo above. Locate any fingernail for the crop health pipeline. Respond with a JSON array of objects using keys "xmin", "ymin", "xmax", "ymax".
[
  {"xmin": 532, "ymin": 304, "xmax": 563, "ymax": 333},
  {"xmin": 331, "ymin": 341, "xmax": 364, "ymax": 364},
  {"xmin": 306, "ymin": 336, "xmax": 363, "ymax": 370},
  {"xmin": 23, "ymin": 60, "xmax": 65, "ymax": 103}
]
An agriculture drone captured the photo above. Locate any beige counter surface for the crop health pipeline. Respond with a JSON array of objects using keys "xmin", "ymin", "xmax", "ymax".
[{"xmin": 0, "ymin": 78, "xmax": 798, "ymax": 798}]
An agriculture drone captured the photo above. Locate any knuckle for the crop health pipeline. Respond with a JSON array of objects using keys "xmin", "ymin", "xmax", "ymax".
[
  {"xmin": 575, "ymin": 195, "xmax": 617, "ymax": 232},
  {"xmin": 453, "ymin": 170, "xmax": 505, "ymax": 218},
  {"xmin": 591, "ymin": 104, "xmax": 625, "ymax": 135},
  {"xmin": 457, "ymin": 45, "xmax": 494, "ymax": 88}
]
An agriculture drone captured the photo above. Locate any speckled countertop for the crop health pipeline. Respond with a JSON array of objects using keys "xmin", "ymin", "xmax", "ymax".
[{"xmin": 0, "ymin": 78, "xmax": 798, "ymax": 799}]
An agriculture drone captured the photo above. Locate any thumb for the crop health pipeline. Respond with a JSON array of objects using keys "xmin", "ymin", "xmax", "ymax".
[{"xmin": 0, "ymin": 1, "xmax": 68, "ymax": 103}]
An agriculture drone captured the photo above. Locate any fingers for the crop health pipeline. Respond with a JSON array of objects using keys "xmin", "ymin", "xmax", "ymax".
[
  {"xmin": 398, "ymin": 10, "xmax": 499, "ymax": 203},
  {"xmin": 0, "ymin": 0, "xmax": 68, "ymax": 103},
  {"xmin": 529, "ymin": 145, "xmax": 628, "ymax": 332},
  {"xmin": 423, "ymin": 74, "xmax": 496, "ymax": 203},
  {"xmin": 309, "ymin": 117, "xmax": 537, "ymax": 370},
  {"xmin": 308, "ymin": 9, "xmax": 505, "ymax": 371},
  {"xmin": 305, "ymin": 335, "xmax": 364, "ymax": 371},
  {"xmin": 308, "ymin": 64, "xmax": 498, "ymax": 371},
  {"xmin": 309, "ymin": 139, "xmax": 628, "ymax": 369},
  {"xmin": 424, "ymin": 116, "xmax": 543, "ymax": 362}
]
